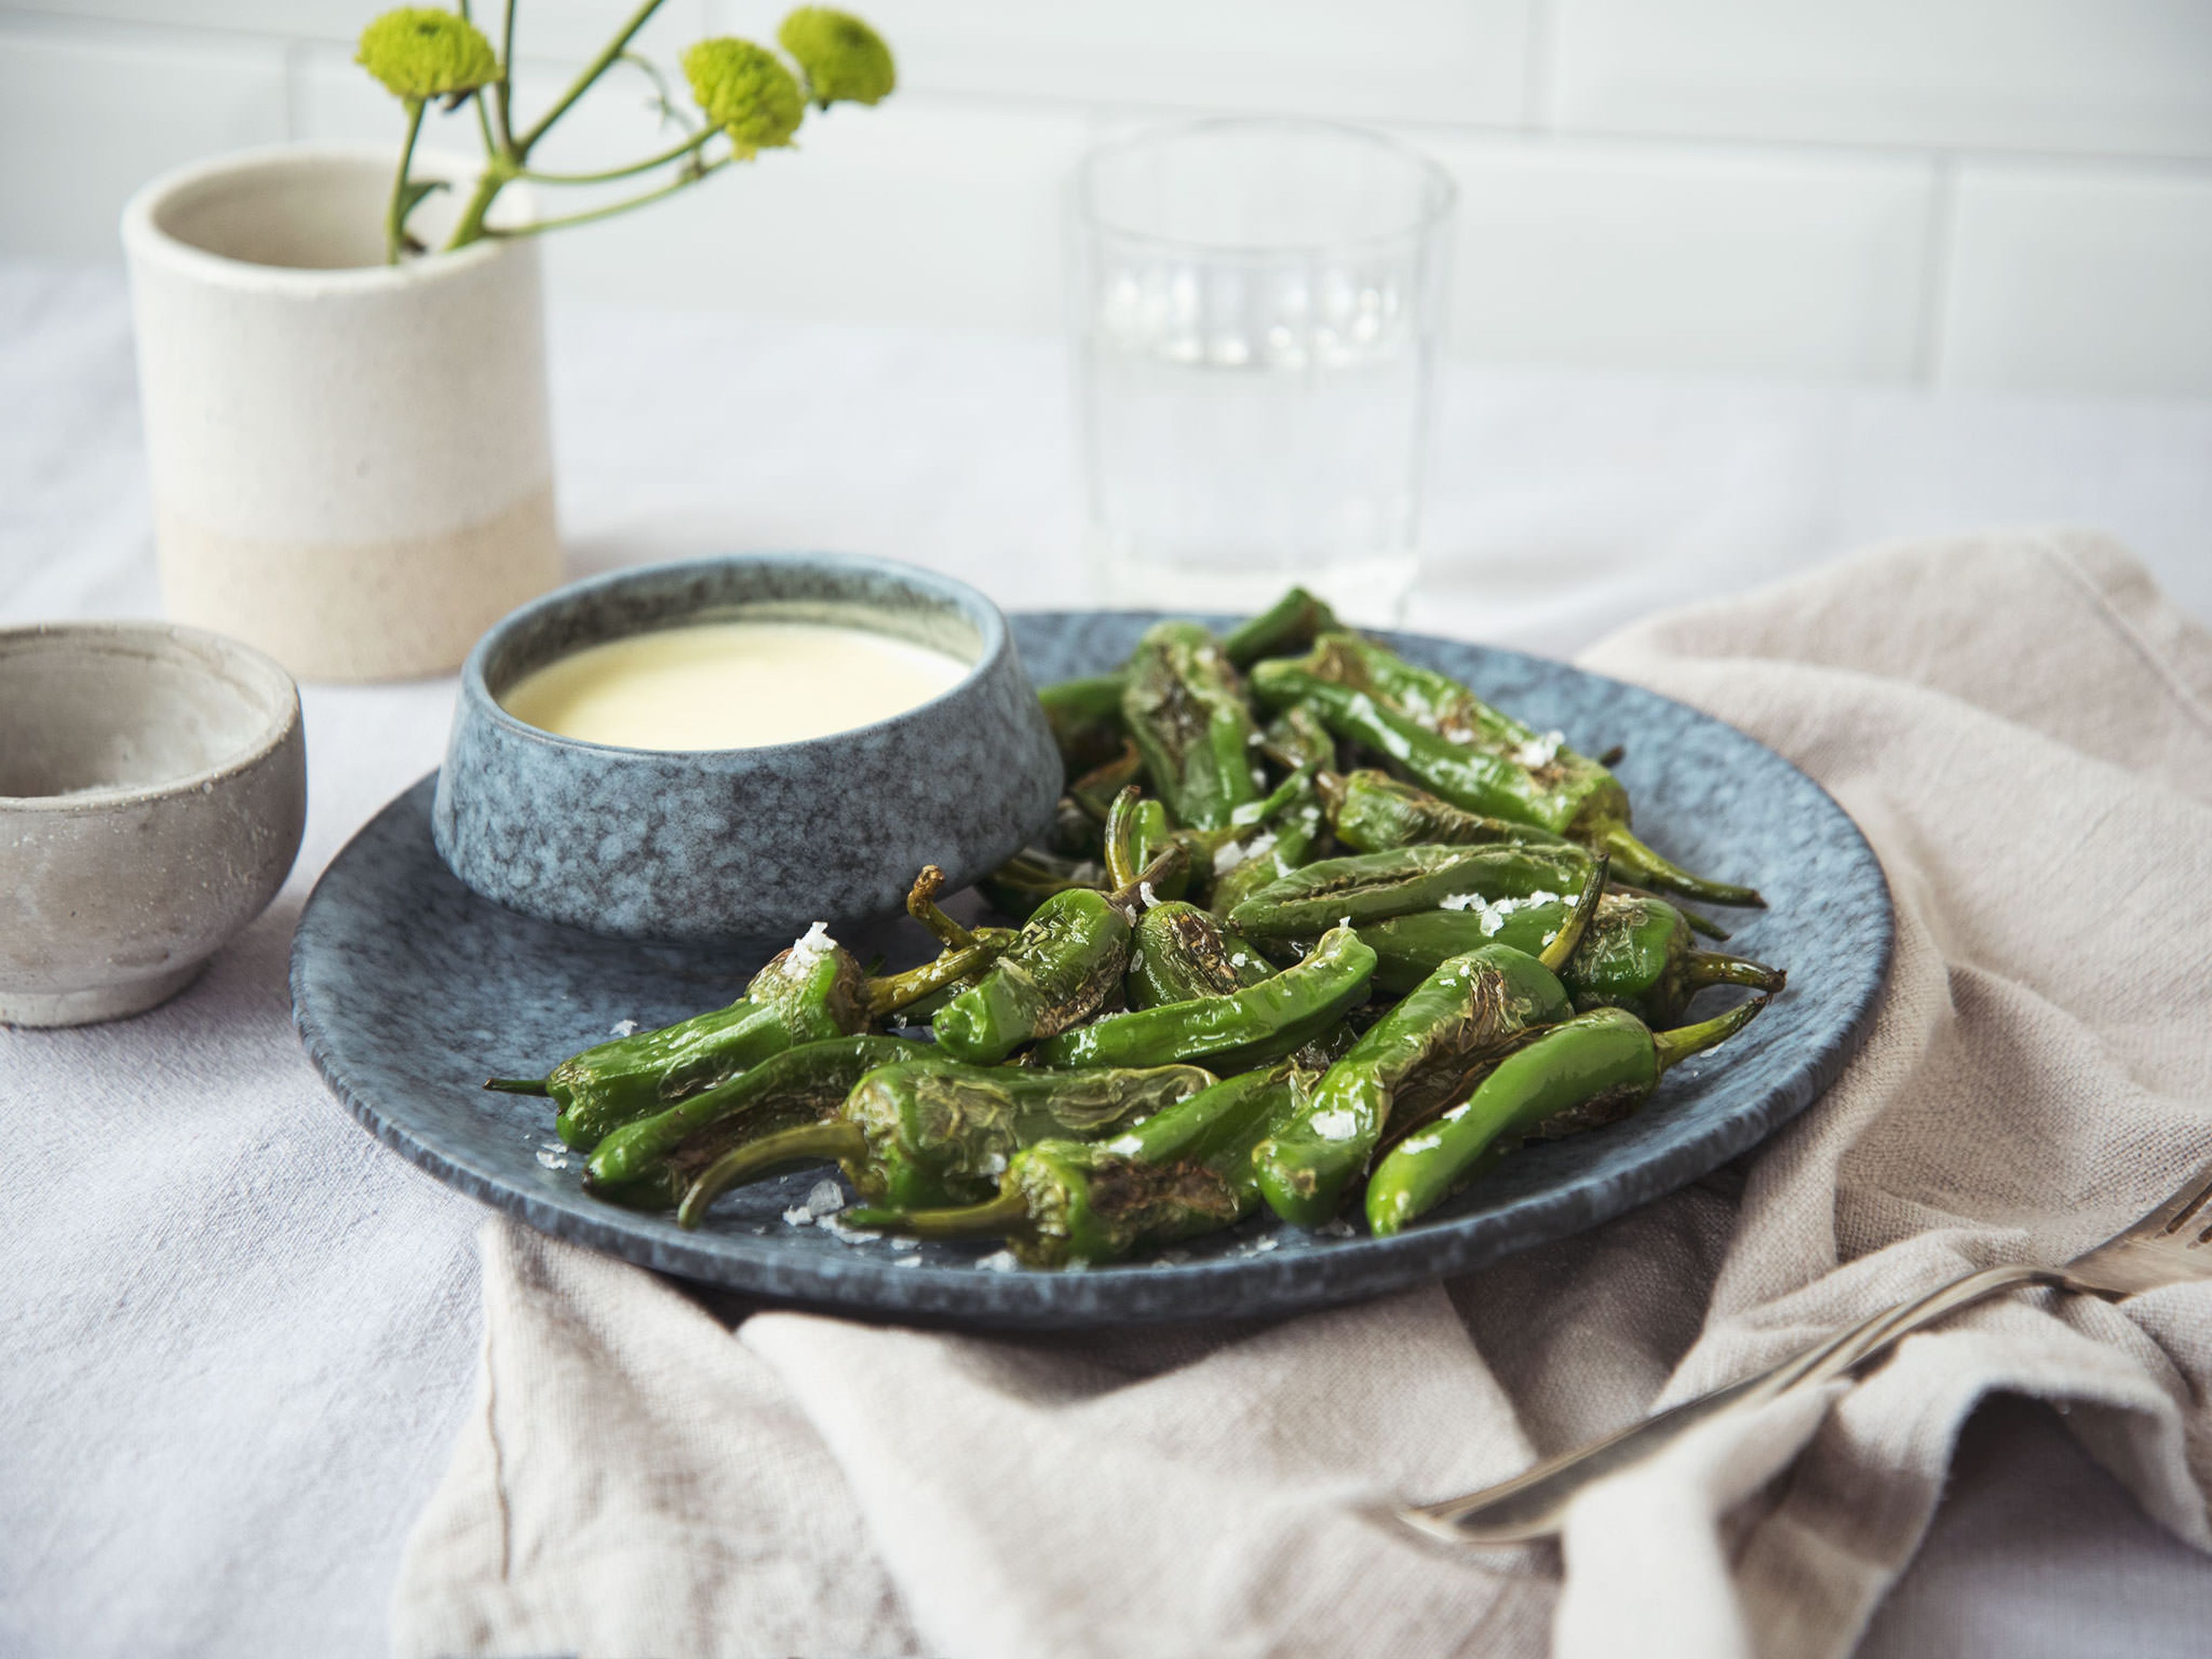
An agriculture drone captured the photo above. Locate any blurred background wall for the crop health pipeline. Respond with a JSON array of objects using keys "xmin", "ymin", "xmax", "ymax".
[{"xmin": 3, "ymin": 0, "xmax": 2210, "ymax": 396}]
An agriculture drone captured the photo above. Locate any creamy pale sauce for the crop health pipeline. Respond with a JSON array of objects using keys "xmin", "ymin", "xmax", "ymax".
[{"xmin": 500, "ymin": 620, "xmax": 969, "ymax": 750}]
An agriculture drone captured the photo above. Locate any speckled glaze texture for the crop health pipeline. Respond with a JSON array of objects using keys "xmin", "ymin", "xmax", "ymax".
[
  {"xmin": 433, "ymin": 554, "xmax": 1063, "ymax": 941},
  {"xmin": 298, "ymin": 612, "xmax": 1893, "ymax": 1328}
]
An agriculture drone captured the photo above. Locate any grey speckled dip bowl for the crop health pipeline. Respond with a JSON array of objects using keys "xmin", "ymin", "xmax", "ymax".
[
  {"xmin": 433, "ymin": 553, "xmax": 1063, "ymax": 941},
  {"xmin": 1, "ymin": 622, "xmax": 306, "ymax": 1026}
]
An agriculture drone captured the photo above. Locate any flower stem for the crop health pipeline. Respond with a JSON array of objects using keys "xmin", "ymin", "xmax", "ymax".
[
  {"xmin": 513, "ymin": 0, "xmax": 668, "ymax": 160},
  {"xmin": 486, "ymin": 154, "xmax": 733, "ymax": 238},
  {"xmin": 444, "ymin": 154, "xmax": 519, "ymax": 252},
  {"xmin": 385, "ymin": 97, "xmax": 426, "ymax": 264},
  {"xmin": 496, "ymin": 0, "xmax": 518, "ymax": 149},
  {"xmin": 518, "ymin": 124, "xmax": 715, "ymax": 185}
]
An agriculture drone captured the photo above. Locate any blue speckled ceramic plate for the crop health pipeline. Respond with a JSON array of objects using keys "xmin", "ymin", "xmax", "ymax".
[{"xmin": 291, "ymin": 612, "xmax": 1891, "ymax": 1327}]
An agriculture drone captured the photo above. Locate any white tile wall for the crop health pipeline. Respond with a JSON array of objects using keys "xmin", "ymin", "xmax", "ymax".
[
  {"xmin": 3, "ymin": 1, "xmax": 2211, "ymax": 395},
  {"xmin": 1939, "ymin": 164, "xmax": 2212, "ymax": 396},
  {"xmin": 1431, "ymin": 137, "xmax": 1936, "ymax": 380},
  {"xmin": 706, "ymin": 0, "xmax": 1534, "ymax": 128},
  {"xmin": 0, "ymin": 14, "xmax": 286, "ymax": 258},
  {"xmin": 1551, "ymin": 0, "xmax": 2212, "ymax": 160}
]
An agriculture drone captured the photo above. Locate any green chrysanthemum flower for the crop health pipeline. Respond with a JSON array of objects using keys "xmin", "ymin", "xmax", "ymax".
[
  {"xmin": 356, "ymin": 7, "xmax": 499, "ymax": 102},
  {"xmin": 681, "ymin": 39, "xmax": 806, "ymax": 157},
  {"xmin": 777, "ymin": 7, "xmax": 896, "ymax": 107}
]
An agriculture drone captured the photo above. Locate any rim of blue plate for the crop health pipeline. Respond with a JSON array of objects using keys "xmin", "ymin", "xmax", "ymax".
[{"xmin": 291, "ymin": 611, "xmax": 1894, "ymax": 1328}]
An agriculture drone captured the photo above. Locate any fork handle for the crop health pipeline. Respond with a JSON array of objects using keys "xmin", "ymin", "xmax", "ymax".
[{"xmin": 1401, "ymin": 1262, "xmax": 2063, "ymax": 1545}]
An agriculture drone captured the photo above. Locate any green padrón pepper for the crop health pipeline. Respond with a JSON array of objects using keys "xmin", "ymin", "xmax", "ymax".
[
  {"xmin": 1358, "ymin": 892, "xmax": 1784, "ymax": 1024},
  {"xmin": 1030, "ymin": 925, "xmax": 1375, "ymax": 1070},
  {"xmin": 675, "ymin": 1059, "xmax": 1215, "ymax": 1226},
  {"xmin": 1365, "ymin": 997, "xmax": 1769, "ymax": 1236},
  {"xmin": 1120, "ymin": 620, "xmax": 1264, "ymax": 833},
  {"xmin": 848, "ymin": 1063, "xmax": 1313, "ymax": 1266},
  {"xmin": 1252, "ymin": 634, "xmax": 1762, "ymax": 908},
  {"xmin": 1249, "ymin": 862, "xmax": 1605, "ymax": 1226},
  {"xmin": 583, "ymin": 1033, "xmax": 928, "ymax": 1205}
]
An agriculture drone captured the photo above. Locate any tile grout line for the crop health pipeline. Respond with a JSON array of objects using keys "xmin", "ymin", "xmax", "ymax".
[{"xmin": 1914, "ymin": 154, "xmax": 1960, "ymax": 387}]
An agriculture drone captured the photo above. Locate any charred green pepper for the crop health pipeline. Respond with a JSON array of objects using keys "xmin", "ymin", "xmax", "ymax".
[
  {"xmin": 1031, "ymin": 925, "xmax": 1375, "ymax": 1070},
  {"xmin": 1358, "ymin": 892, "xmax": 1784, "ymax": 1024},
  {"xmin": 1366, "ymin": 997, "xmax": 1770, "ymax": 1235},
  {"xmin": 1121, "ymin": 620, "xmax": 1264, "ymax": 833},
  {"xmin": 1323, "ymin": 767, "xmax": 1573, "ymax": 857},
  {"xmin": 675, "ymin": 1059, "xmax": 1215, "ymax": 1226},
  {"xmin": 1228, "ymin": 843, "xmax": 1592, "ymax": 942},
  {"xmin": 1125, "ymin": 901, "xmax": 1271, "ymax": 1009},
  {"xmin": 490, "ymin": 895, "xmax": 999, "ymax": 1150},
  {"xmin": 1252, "ymin": 634, "xmax": 1762, "ymax": 908},
  {"xmin": 582, "ymin": 1033, "xmax": 928, "ymax": 1205},
  {"xmin": 1249, "ymin": 861, "xmax": 1605, "ymax": 1226},
  {"xmin": 847, "ymin": 1062, "xmax": 1314, "ymax": 1266}
]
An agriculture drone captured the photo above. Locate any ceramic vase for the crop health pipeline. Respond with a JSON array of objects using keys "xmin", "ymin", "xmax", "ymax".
[{"xmin": 122, "ymin": 145, "xmax": 562, "ymax": 682}]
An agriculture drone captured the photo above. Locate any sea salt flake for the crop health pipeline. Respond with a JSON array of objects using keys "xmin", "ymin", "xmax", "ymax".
[
  {"xmin": 782, "ymin": 1205, "xmax": 815, "ymax": 1228},
  {"xmin": 1317, "ymin": 1218, "xmax": 1356, "ymax": 1238},
  {"xmin": 535, "ymin": 1145, "xmax": 569, "ymax": 1171},
  {"xmin": 1439, "ymin": 891, "xmax": 1480, "ymax": 911},
  {"xmin": 889, "ymin": 1235, "xmax": 921, "ymax": 1251},
  {"xmin": 1138, "ymin": 881, "xmax": 1158, "ymax": 909},
  {"xmin": 806, "ymin": 1178, "xmax": 845, "ymax": 1215},
  {"xmin": 895, "ymin": 1256, "xmax": 921, "ymax": 1267},
  {"xmin": 980, "ymin": 1150, "xmax": 1008, "ymax": 1177},
  {"xmin": 1513, "ymin": 730, "xmax": 1565, "ymax": 768},
  {"xmin": 608, "ymin": 1018, "xmax": 639, "ymax": 1037},
  {"xmin": 1230, "ymin": 800, "xmax": 1267, "ymax": 825},
  {"xmin": 786, "ymin": 920, "xmax": 839, "ymax": 967},
  {"xmin": 976, "ymin": 1249, "xmax": 1020, "ymax": 1272},
  {"xmin": 1309, "ymin": 1108, "xmax": 1361, "ymax": 1141}
]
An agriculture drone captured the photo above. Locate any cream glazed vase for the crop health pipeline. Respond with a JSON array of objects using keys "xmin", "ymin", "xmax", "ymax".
[{"xmin": 122, "ymin": 146, "xmax": 563, "ymax": 682}]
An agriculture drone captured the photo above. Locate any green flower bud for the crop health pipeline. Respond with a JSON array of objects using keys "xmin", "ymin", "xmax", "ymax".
[
  {"xmin": 681, "ymin": 38, "xmax": 806, "ymax": 157},
  {"xmin": 777, "ymin": 7, "xmax": 896, "ymax": 107},
  {"xmin": 356, "ymin": 7, "xmax": 499, "ymax": 102}
]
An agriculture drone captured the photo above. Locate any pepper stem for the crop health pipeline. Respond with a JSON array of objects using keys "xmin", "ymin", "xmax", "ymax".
[
  {"xmin": 1103, "ymin": 783, "xmax": 1145, "ymax": 891},
  {"xmin": 483, "ymin": 1077, "xmax": 549, "ymax": 1095},
  {"xmin": 1610, "ymin": 880, "xmax": 1730, "ymax": 941},
  {"xmin": 863, "ymin": 937, "xmax": 1004, "ymax": 1018},
  {"xmin": 845, "ymin": 1190, "xmax": 1032, "ymax": 1240},
  {"xmin": 904, "ymin": 864, "xmax": 975, "ymax": 950},
  {"xmin": 1106, "ymin": 842, "xmax": 1189, "ymax": 917},
  {"xmin": 676, "ymin": 1120, "xmax": 866, "ymax": 1229},
  {"xmin": 1539, "ymin": 853, "xmax": 1609, "ymax": 972},
  {"xmin": 1653, "ymin": 994, "xmax": 1771, "ymax": 1074},
  {"xmin": 1601, "ymin": 824, "xmax": 1766, "ymax": 910},
  {"xmin": 1684, "ymin": 952, "xmax": 1787, "ymax": 994}
]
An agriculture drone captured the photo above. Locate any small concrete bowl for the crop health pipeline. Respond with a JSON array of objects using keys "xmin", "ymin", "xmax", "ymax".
[
  {"xmin": 1, "ymin": 623, "xmax": 306, "ymax": 1027},
  {"xmin": 432, "ymin": 553, "xmax": 1063, "ymax": 942}
]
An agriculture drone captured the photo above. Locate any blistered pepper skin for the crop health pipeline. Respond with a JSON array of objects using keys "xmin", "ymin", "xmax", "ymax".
[
  {"xmin": 1031, "ymin": 926, "xmax": 1375, "ymax": 1070},
  {"xmin": 546, "ymin": 942, "xmax": 867, "ymax": 1150},
  {"xmin": 933, "ymin": 887, "xmax": 1131, "ymax": 1063},
  {"xmin": 1120, "ymin": 621, "xmax": 1264, "ymax": 834},
  {"xmin": 1357, "ymin": 893, "xmax": 1785, "ymax": 1024},
  {"xmin": 1365, "ymin": 997, "xmax": 1768, "ymax": 1236},
  {"xmin": 1251, "ymin": 942, "xmax": 1576, "ymax": 1227},
  {"xmin": 1229, "ymin": 844, "xmax": 1592, "ymax": 942}
]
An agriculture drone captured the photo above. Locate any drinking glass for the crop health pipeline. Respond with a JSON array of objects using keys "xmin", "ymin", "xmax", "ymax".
[{"xmin": 1070, "ymin": 118, "xmax": 1455, "ymax": 624}]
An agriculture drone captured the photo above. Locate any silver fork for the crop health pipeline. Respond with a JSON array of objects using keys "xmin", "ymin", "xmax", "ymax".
[{"xmin": 1402, "ymin": 1154, "xmax": 2212, "ymax": 1546}]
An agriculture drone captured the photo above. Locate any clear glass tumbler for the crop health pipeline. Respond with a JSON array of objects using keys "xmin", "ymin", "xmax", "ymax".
[{"xmin": 1070, "ymin": 118, "xmax": 1455, "ymax": 624}]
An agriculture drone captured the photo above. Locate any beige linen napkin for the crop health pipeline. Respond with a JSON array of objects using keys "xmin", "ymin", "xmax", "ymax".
[{"xmin": 393, "ymin": 530, "xmax": 2212, "ymax": 1659}]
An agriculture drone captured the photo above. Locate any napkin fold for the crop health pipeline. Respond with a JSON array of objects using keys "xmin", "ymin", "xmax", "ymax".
[{"xmin": 393, "ymin": 530, "xmax": 2212, "ymax": 1659}]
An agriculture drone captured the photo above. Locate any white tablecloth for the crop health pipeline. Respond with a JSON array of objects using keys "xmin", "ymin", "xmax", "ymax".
[{"xmin": 6, "ymin": 257, "xmax": 2212, "ymax": 1656}]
